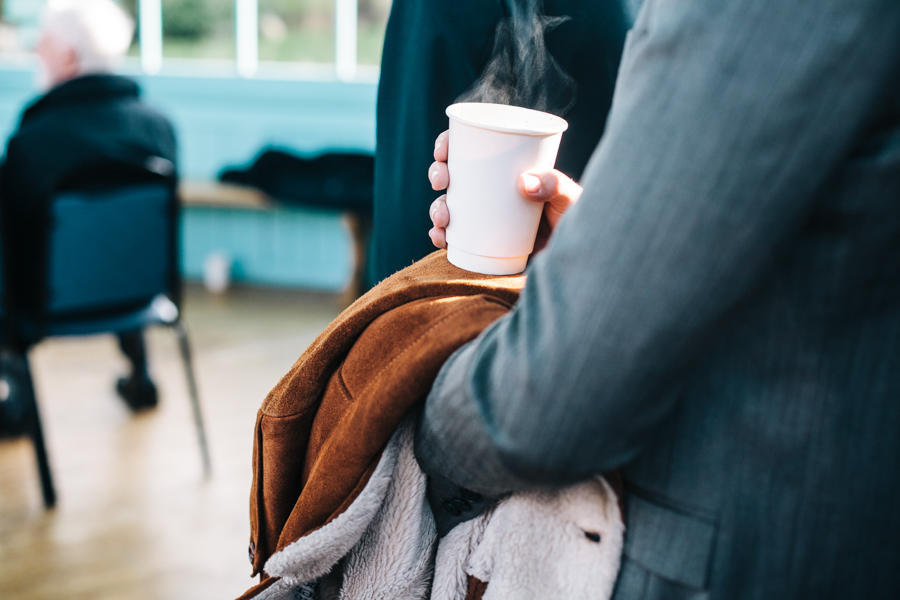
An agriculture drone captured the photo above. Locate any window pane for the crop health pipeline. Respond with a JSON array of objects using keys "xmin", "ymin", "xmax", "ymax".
[
  {"xmin": 357, "ymin": 0, "xmax": 389, "ymax": 66},
  {"xmin": 0, "ymin": 0, "xmax": 43, "ymax": 55},
  {"xmin": 162, "ymin": 0, "xmax": 234, "ymax": 60},
  {"xmin": 118, "ymin": 0, "xmax": 140, "ymax": 58},
  {"xmin": 258, "ymin": 0, "xmax": 334, "ymax": 64}
]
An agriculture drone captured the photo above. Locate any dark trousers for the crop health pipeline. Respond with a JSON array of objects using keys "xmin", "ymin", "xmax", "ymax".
[{"xmin": 118, "ymin": 329, "xmax": 150, "ymax": 381}]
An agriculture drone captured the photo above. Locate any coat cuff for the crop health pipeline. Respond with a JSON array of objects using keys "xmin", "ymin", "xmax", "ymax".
[{"xmin": 413, "ymin": 342, "xmax": 535, "ymax": 497}]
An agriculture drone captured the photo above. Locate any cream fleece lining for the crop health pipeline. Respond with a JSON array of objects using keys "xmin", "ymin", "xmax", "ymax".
[{"xmin": 259, "ymin": 417, "xmax": 623, "ymax": 600}]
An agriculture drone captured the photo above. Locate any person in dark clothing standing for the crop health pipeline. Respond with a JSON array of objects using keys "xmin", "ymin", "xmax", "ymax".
[
  {"xmin": 0, "ymin": 0, "xmax": 177, "ymax": 410},
  {"xmin": 367, "ymin": 0, "xmax": 631, "ymax": 286}
]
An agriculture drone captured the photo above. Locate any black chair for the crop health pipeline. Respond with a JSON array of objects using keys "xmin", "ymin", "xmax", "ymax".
[
  {"xmin": 0, "ymin": 240, "xmax": 51, "ymax": 487},
  {"xmin": 12, "ymin": 181, "xmax": 211, "ymax": 508}
]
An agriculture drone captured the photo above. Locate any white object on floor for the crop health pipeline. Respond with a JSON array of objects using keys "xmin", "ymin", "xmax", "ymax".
[{"xmin": 203, "ymin": 250, "xmax": 233, "ymax": 294}]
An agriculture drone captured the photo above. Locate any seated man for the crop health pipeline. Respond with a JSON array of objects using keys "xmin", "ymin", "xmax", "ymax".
[{"xmin": 0, "ymin": 0, "xmax": 177, "ymax": 410}]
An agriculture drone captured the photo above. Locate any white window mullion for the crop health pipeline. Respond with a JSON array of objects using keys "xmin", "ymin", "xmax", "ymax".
[
  {"xmin": 139, "ymin": 0, "xmax": 163, "ymax": 74},
  {"xmin": 334, "ymin": 0, "xmax": 357, "ymax": 81},
  {"xmin": 236, "ymin": 0, "xmax": 259, "ymax": 78}
]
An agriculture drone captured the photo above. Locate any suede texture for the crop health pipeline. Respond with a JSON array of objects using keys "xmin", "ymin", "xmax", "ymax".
[
  {"xmin": 465, "ymin": 577, "xmax": 490, "ymax": 600},
  {"xmin": 240, "ymin": 250, "xmax": 525, "ymax": 598}
]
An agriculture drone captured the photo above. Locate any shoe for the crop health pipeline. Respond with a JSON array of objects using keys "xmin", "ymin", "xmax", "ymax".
[
  {"xmin": 0, "ymin": 387, "xmax": 27, "ymax": 437},
  {"xmin": 0, "ymin": 356, "xmax": 29, "ymax": 438},
  {"xmin": 116, "ymin": 376, "xmax": 159, "ymax": 411}
]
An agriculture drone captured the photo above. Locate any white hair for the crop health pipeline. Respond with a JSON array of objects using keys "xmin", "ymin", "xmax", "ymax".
[{"xmin": 42, "ymin": 0, "xmax": 135, "ymax": 74}]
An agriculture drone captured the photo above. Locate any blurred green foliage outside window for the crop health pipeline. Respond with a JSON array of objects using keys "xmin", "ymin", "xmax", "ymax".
[
  {"xmin": 3, "ymin": 0, "xmax": 392, "ymax": 68},
  {"xmin": 356, "ymin": 0, "xmax": 390, "ymax": 65},
  {"xmin": 257, "ymin": 0, "xmax": 391, "ymax": 65}
]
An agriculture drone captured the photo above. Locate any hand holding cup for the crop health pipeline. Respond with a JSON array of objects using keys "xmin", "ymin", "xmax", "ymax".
[{"xmin": 428, "ymin": 129, "xmax": 582, "ymax": 256}]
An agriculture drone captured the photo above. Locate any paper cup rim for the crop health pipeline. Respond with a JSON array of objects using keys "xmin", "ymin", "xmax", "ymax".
[{"xmin": 446, "ymin": 102, "xmax": 568, "ymax": 136}]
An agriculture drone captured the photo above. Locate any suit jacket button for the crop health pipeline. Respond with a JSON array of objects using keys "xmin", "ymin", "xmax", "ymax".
[
  {"xmin": 443, "ymin": 500, "xmax": 462, "ymax": 516},
  {"xmin": 460, "ymin": 489, "xmax": 482, "ymax": 502},
  {"xmin": 452, "ymin": 497, "xmax": 472, "ymax": 512}
]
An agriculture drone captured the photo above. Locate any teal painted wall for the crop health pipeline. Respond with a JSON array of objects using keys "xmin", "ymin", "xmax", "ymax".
[
  {"xmin": 0, "ymin": 63, "xmax": 377, "ymax": 291},
  {"xmin": 181, "ymin": 205, "xmax": 353, "ymax": 290},
  {"xmin": 0, "ymin": 64, "xmax": 378, "ymax": 180}
]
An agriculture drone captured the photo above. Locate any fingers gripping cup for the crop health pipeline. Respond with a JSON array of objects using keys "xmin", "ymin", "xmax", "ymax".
[{"xmin": 444, "ymin": 102, "xmax": 568, "ymax": 275}]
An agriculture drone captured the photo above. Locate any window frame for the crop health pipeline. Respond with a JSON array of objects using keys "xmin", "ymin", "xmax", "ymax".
[{"xmin": 137, "ymin": 0, "xmax": 363, "ymax": 80}]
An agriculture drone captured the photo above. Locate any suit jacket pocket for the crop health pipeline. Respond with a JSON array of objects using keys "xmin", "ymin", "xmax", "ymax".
[
  {"xmin": 613, "ymin": 555, "xmax": 710, "ymax": 600},
  {"xmin": 621, "ymin": 491, "xmax": 718, "ymax": 590}
]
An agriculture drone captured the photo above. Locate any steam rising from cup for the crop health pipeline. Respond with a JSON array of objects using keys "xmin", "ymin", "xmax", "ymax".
[
  {"xmin": 456, "ymin": 0, "xmax": 577, "ymax": 117},
  {"xmin": 444, "ymin": 0, "xmax": 574, "ymax": 275}
]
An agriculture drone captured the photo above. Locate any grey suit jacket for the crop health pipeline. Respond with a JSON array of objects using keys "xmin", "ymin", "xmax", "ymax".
[{"xmin": 414, "ymin": 0, "xmax": 900, "ymax": 597}]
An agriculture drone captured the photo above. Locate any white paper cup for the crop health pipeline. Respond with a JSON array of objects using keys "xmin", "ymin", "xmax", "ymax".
[{"xmin": 444, "ymin": 102, "xmax": 568, "ymax": 275}]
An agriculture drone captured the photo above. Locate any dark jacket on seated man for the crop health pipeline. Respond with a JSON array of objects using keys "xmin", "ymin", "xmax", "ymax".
[
  {"xmin": 0, "ymin": 73, "xmax": 177, "ymax": 317},
  {"xmin": 0, "ymin": 73, "xmax": 176, "ymax": 412}
]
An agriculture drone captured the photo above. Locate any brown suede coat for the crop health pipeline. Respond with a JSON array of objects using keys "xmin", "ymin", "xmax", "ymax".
[{"xmin": 238, "ymin": 250, "xmax": 525, "ymax": 599}]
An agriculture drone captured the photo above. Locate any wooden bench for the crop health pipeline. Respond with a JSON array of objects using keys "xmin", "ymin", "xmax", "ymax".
[{"xmin": 178, "ymin": 181, "xmax": 369, "ymax": 306}]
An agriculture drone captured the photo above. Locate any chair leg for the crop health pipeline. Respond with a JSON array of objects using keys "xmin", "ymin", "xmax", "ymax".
[
  {"xmin": 19, "ymin": 353, "xmax": 56, "ymax": 508},
  {"xmin": 173, "ymin": 320, "xmax": 211, "ymax": 477}
]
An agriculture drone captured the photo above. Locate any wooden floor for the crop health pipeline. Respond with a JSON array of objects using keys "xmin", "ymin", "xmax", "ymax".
[{"xmin": 0, "ymin": 284, "xmax": 343, "ymax": 600}]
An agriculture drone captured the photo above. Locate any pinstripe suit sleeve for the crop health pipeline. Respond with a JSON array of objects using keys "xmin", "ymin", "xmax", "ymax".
[{"xmin": 414, "ymin": 0, "xmax": 900, "ymax": 494}]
